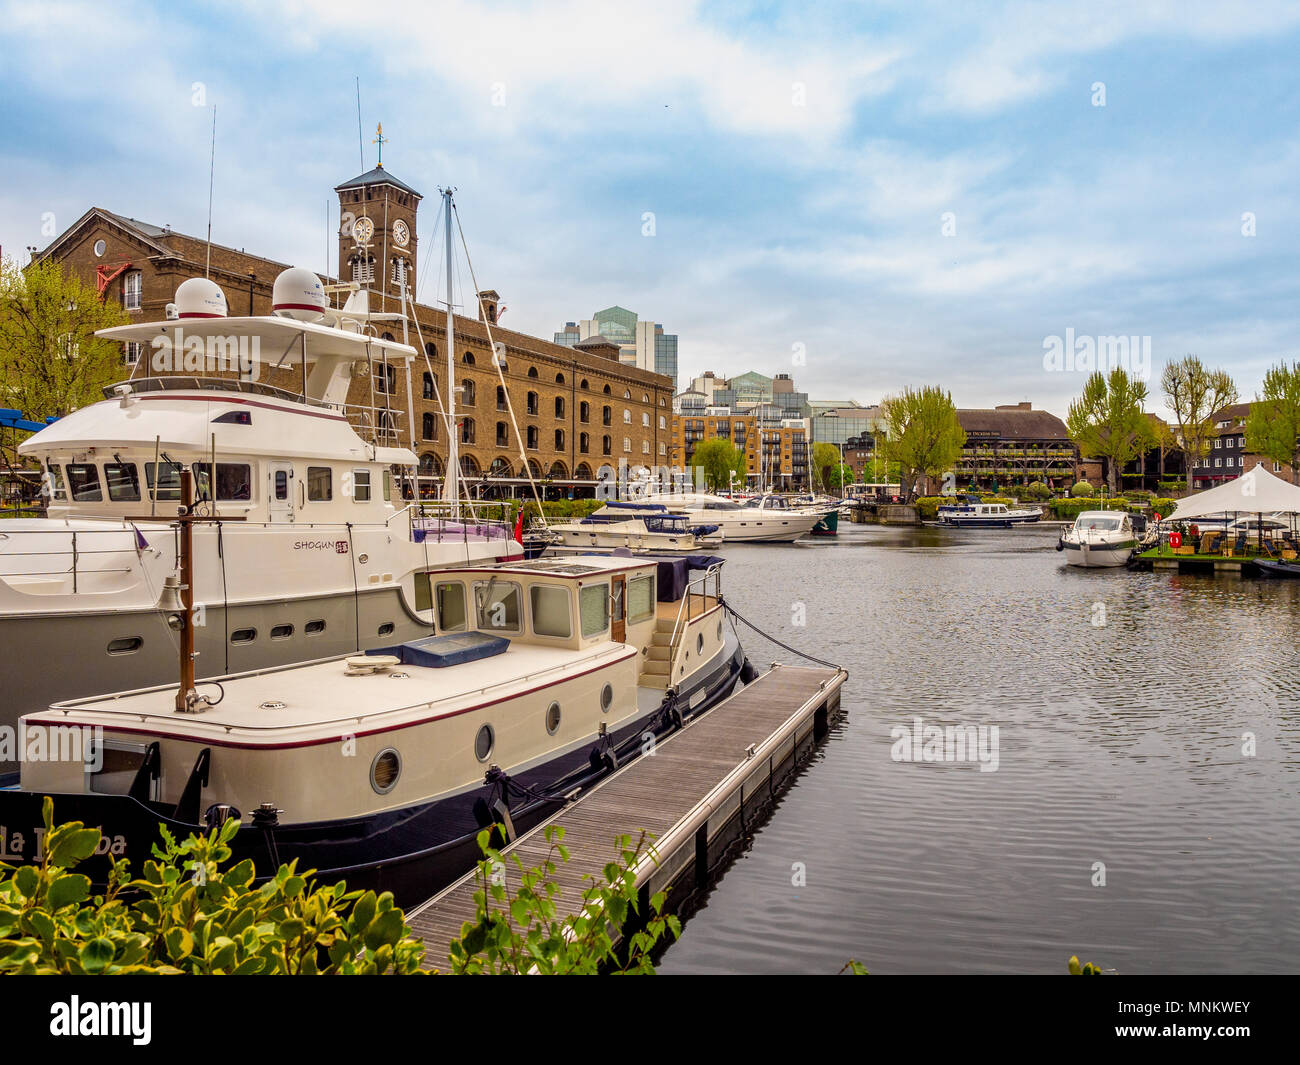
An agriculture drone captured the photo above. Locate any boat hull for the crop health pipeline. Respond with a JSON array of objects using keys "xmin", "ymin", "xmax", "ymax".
[
  {"xmin": 1059, "ymin": 539, "xmax": 1136, "ymax": 567},
  {"xmin": 0, "ymin": 638, "xmax": 746, "ymax": 908}
]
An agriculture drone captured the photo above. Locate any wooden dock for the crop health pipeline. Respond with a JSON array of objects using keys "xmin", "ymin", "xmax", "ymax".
[{"xmin": 407, "ymin": 663, "xmax": 848, "ymax": 968}]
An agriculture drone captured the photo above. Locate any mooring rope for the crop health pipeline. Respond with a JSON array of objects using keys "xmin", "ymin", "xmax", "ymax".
[{"xmin": 718, "ymin": 595, "xmax": 843, "ymax": 670}]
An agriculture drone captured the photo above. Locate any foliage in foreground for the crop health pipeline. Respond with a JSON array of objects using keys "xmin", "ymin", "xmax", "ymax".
[
  {"xmin": 0, "ymin": 798, "xmax": 424, "ymax": 974},
  {"xmin": 445, "ymin": 826, "xmax": 680, "ymax": 974}
]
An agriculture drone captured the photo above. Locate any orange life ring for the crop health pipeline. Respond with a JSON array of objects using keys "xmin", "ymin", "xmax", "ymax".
[{"xmin": 1169, "ymin": 531, "xmax": 1182, "ymax": 548}]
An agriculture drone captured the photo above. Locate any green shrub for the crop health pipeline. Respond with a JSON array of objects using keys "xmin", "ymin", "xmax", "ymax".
[
  {"xmin": 1071, "ymin": 481, "xmax": 1093, "ymax": 497},
  {"xmin": 1022, "ymin": 481, "xmax": 1053, "ymax": 501},
  {"xmin": 0, "ymin": 798, "xmax": 424, "ymax": 974}
]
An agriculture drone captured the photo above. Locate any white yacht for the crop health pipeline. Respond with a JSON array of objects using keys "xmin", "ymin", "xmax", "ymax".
[
  {"xmin": 4, "ymin": 552, "xmax": 746, "ymax": 903},
  {"xmin": 641, "ymin": 492, "xmax": 823, "ymax": 543},
  {"xmin": 538, "ymin": 500, "xmax": 723, "ymax": 556},
  {"xmin": 939, "ymin": 501, "xmax": 1042, "ymax": 527},
  {"xmin": 0, "ymin": 268, "xmax": 517, "ymax": 773},
  {"xmin": 1056, "ymin": 511, "xmax": 1138, "ymax": 567}
]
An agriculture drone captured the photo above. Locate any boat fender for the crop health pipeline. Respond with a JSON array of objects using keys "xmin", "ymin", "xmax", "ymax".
[
  {"xmin": 1055, "ymin": 538, "xmax": 1065, "ymax": 551},
  {"xmin": 588, "ymin": 747, "xmax": 619, "ymax": 772},
  {"xmin": 740, "ymin": 657, "xmax": 759, "ymax": 684}
]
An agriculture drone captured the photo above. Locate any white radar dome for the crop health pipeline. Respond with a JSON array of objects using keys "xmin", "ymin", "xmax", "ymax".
[
  {"xmin": 272, "ymin": 267, "xmax": 327, "ymax": 321},
  {"xmin": 175, "ymin": 277, "xmax": 228, "ymax": 319}
]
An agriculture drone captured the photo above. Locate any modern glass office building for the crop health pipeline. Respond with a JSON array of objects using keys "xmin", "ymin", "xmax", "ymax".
[{"xmin": 554, "ymin": 306, "xmax": 677, "ymax": 390}]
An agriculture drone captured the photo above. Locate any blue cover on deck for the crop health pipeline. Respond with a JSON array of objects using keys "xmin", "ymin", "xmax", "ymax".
[{"xmin": 366, "ymin": 631, "xmax": 510, "ymax": 668}]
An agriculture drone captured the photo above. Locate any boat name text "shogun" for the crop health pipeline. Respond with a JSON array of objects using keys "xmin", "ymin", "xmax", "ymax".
[{"xmin": 293, "ymin": 540, "xmax": 350, "ymax": 553}]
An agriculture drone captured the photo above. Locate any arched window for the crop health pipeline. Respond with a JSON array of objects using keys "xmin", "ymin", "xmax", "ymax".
[
  {"xmin": 555, "ymin": 372, "xmax": 565, "ymax": 385},
  {"xmin": 579, "ymin": 401, "xmax": 590, "ymax": 423},
  {"xmin": 641, "ymin": 412, "xmax": 650, "ymax": 427},
  {"xmin": 528, "ymin": 366, "xmax": 538, "ymax": 379},
  {"xmin": 554, "ymin": 396, "xmax": 565, "ymax": 418},
  {"xmin": 576, "ymin": 463, "xmax": 592, "ymax": 480},
  {"xmin": 461, "ymin": 379, "xmax": 475, "ymax": 405},
  {"xmin": 641, "ymin": 392, "xmax": 649, "ymax": 403},
  {"xmin": 496, "ymin": 385, "xmax": 507, "ymax": 410},
  {"xmin": 463, "ymin": 351, "xmax": 476, "ymax": 365},
  {"xmin": 489, "ymin": 457, "xmax": 512, "ymax": 477},
  {"xmin": 623, "ymin": 389, "xmax": 631, "ymax": 399},
  {"xmin": 527, "ymin": 459, "xmax": 542, "ymax": 478},
  {"xmin": 554, "ymin": 429, "xmax": 565, "ymax": 451},
  {"xmin": 422, "ymin": 372, "xmax": 434, "ymax": 399},
  {"xmin": 579, "ymin": 432, "xmax": 590, "ymax": 453},
  {"xmin": 460, "ymin": 455, "xmax": 480, "ymax": 478},
  {"xmin": 496, "ymin": 421, "xmax": 509, "ymax": 447},
  {"xmin": 580, "ymin": 379, "xmax": 589, "ymax": 390},
  {"xmin": 421, "ymin": 412, "xmax": 435, "ymax": 440},
  {"xmin": 602, "ymin": 405, "xmax": 612, "ymax": 426},
  {"xmin": 658, "ymin": 415, "xmax": 666, "ymax": 429},
  {"xmin": 549, "ymin": 461, "xmax": 568, "ymax": 479},
  {"xmin": 419, "ymin": 452, "xmax": 441, "ymax": 477},
  {"xmin": 602, "ymin": 384, "xmax": 611, "ymax": 395},
  {"xmin": 461, "ymin": 418, "xmax": 475, "ymax": 444},
  {"xmin": 602, "ymin": 435, "xmax": 612, "ymax": 456},
  {"xmin": 526, "ymin": 391, "xmax": 538, "ymax": 415},
  {"xmin": 425, "ymin": 342, "xmax": 437, "ymax": 361},
  {"xmin": 526, "ymin": 426, "xmax": 539, "ymax": 449}
]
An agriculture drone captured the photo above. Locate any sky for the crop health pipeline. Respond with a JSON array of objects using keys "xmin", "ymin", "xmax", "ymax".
[{"xmin": 2, "ymin": 0, "xmax": 1298, "ymax": 419}]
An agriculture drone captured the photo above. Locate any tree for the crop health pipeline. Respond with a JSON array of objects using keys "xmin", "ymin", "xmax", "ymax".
[
  {"xmin": 880, "ymin": 386, "xmax": 966, "ymax": 502},
  {"xmin": 0, "ymin": 256, "xmax": 129, "ymax": 468},
  {"xmin": 1160, "ymin": 355, "xmax": 1238, "ymax": 488},
  {"xmin": 689, "ymin": 437, "xmax": 746, "ymax": 492},
  {"xmin": 810, "ymin": 442, "xmax": 845, "ymax": 492},
  {"xmin": 1245, "ymin": 360, "xmax": 1300, "ymax": 479},
  {"xmin": 1067, "ymin": 368, "xmax": 1157, "ymax": 496}
]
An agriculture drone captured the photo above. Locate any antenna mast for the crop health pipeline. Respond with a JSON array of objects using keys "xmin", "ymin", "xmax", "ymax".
[
  {"xmin": 442, "ymin": 188, "xmax": 459, "ymax": 510},
  {"xmin": 204, "ymin": 106, "xmax": 216, "ymax": 278}
]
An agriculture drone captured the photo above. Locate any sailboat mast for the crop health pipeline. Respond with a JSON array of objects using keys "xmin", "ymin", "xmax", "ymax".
[{"xmin": 443, "ymin": 189, "xmax": 459, "ymax": 508}]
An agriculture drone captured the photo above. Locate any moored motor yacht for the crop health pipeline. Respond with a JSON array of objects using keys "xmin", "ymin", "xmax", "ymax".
[
  {"xmin": 641, "ymin": 492, "xmax": 823, "ymax": 543},
  {"xmin": 544, "ymin": 500, "xmax": 723, "ymax": 555},
  {"xmin": 1056, "ymin": 510, "xmax": 1138, "ymax": 567},
  {"xmin": 939, "ymin": 501, "xmax": 1042, "ymax": 527},
  {"xmin": 2, "ymin": 551, "xmax": 746, "ymax": 904}
]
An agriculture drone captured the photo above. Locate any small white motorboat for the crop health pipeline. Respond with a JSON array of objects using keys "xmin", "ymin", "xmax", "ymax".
[
  {"xmin": 1056, "ymin": 511, "xmax": 1138, "ymax": 567},
  {"xmin": 940, "ymin": 501, "xmax": 1042, "ymax": 527}
]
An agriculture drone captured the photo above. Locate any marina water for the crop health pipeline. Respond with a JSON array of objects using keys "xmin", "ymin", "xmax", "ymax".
[{"xmin": 658, "ymin": 522, "xmax": 1300, "ymax": 974}]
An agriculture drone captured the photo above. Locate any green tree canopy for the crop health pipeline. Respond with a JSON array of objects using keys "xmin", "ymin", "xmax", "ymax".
[
  {"xmin": 810, "ymin": 441, "xmax": 847, "ymax": 492},
  {"xmin": 1160, "ymin": 354, "xmax": 1238, "ymax": 488},
  {"xmin": 880, "ymin": 386, "xmax": 966, "ymax": 501},
  {"xmin": 1245, "ymin": 360, "xmax": 1300, "ymax": 477},
  {"xmin": 0, "ymin": 256, "xmax": 129, "ymax": 467},
  {"xmin": 1067, "ymin": 368, "xmax": 1157, "ymax": 496},
  {"xmin": 689, "ymin": 437, "xmax": 747, "ymax": 492}
]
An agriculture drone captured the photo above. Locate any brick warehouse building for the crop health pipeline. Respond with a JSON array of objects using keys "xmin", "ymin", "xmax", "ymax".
[{"xmin": 31, "ymin": 165, "xmax": 674, "ymax": 499}]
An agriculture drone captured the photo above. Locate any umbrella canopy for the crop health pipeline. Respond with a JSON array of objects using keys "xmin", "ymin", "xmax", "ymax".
[{"xmin": 1169, "ymin": 463, "xmax": 1300, "ymax": 520}]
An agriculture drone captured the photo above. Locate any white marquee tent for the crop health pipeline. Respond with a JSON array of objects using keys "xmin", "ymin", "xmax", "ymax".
[{"xmin": 1168, "ymin": 462, "xmax": 1300, "ymax": 520}]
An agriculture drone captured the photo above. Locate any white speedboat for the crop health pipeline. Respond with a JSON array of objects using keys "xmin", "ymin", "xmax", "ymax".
[
  {"xmin": 642, "ymin": 492, "xmax": 823, "ymax": 543},
  {"xmin": 1056, "ymin": 511, "xmax": 1138, "ymax": 567},
  {"xmin": 0, "ymin": 269, "xmax": 517, "ymax": 774},
  {"xmin": 940, "ymin": 502, "xmax": 1042, "ymax": 527},
  {"xmin": 3, "ymin": 551, "xmax": 746, "ymax": 904},
  {"xmin": 545, "ymin": 501, "xmax": 723, "ymax": 555}
]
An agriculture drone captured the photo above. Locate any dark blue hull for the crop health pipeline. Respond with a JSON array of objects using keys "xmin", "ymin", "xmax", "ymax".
[{"xmin": 1, "ymin": 639, "xmax": 746, "ymax": 908}]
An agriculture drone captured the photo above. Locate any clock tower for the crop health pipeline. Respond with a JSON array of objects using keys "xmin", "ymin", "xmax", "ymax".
[{"xmin": 334, "ymin": 132, "xmax": 421, "ymax": 309}]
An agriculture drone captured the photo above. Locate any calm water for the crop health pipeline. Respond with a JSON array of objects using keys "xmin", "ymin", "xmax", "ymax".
[{"xmin": 658, "ymin": 521, "xmax": 1300, "ymax": 975}]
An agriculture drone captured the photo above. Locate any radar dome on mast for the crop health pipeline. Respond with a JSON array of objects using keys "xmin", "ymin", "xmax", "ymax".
[
  {"xmin": 174, "ymin": 277, "xmax": 228, "ymax": 319},
  {"xmin": 272, "ymin": 267, "xmax": 327, "ymax": 322}
]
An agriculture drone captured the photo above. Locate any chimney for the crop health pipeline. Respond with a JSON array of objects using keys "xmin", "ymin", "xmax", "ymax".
[{"xmin": 477, "ymin": 289, "xmax": 500, "ymax": 324}]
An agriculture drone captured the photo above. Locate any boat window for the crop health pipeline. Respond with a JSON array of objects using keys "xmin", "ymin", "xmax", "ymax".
[
  {"xmin": 106, "ymin": 636, "xmax": 143, "ymax": 655},
  {"xmin": 65, "ymin": 463, "xmax": 102, "ymax": 502},
  {"xmin": 307, "ymin": 466, "xmax": 332, "ymax": 502},
  {"xmin": 270, "ymin": 624, "xmax": 293, "ymax": 639},
  {"xmin": 530, "ymin": 584, "xmax": 572, "ymax": 638},
  {"xmin": 436, "ymin": 581, "xmax": 468, "ymax": 632},
  {"xmin": 194, "ymin": 462, "xmax": 252, "ymax": 501},
  {"xmin": 579, "ymin": 583, "xmax": 609, "ymax": 637},
  {"xmin": 378, "ymin": 622, "xmax": 395, "ymax": 636},
  {"xmin": 45, "ymin": 463, "xmax": 67, "ymax": 501},
  {"xmin": 274, "ymin": 470, "xmax": 289, "ymax": 501},
  {"xmin": 305, "ymin": 619, "xmax": 326, "ymax": 635},
  {"xmin": 475, "ymin": 580, "xmax": 522, "ymax": 633},
  {"xmin": 230, "ymin": 628, "xmax": 256, "ymax": 643},
  {"xmin": 104, "ymin": 462, "xmax": 141, "ymax": 502},
  {"xmin": 628, "ymin": 575, "xmax": 655, "ymax": 622},
  {"xmin": 383, "ymin": 469, "xmax": 393, "ymax": 501},
  {"xmin": 146, "ymin": 462, "xmax": 181, "ymax": 501},
  {"xmin": 370, "ymin": 748, "xmax": 401, "ymax": 794},
  {"xmin": 352, "ymin": 468, "xmax": 372, "ymax": 502}
]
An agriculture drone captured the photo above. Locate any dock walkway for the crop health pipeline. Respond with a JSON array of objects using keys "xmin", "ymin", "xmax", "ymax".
[{"xmin": 408, "ymin": 663, "xmax": 847, "ymax": 968}]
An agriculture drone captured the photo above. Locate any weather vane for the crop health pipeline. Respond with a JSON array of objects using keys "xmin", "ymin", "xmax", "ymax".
[{"xmin": 373, "ymin": 122, "xmax": 387, "ymax": 168}]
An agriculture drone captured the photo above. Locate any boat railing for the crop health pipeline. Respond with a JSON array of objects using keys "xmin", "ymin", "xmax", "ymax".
[
  {"xmin": 666, "ymin": 561, "xmax": 724, "ymax": 683},
  {"xmin": 402, "ymin": 501, "xmax": 515, "ymax": 545},
  {"xmin": 0, "ymin": 525, "xmax": 152, "ymax": 593}
]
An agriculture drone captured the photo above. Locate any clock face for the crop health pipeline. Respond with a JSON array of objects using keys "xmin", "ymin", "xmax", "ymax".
[
  {"xmin": 352, "ymin": 216, "xmax": 375, "ymax": 245},
  {"xmin": 393, "ymin": 220, "xmax": 410, "ymax": 247}
]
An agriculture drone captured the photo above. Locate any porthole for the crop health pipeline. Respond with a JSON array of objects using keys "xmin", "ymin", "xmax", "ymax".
[
  {"xmin": 305, "ymin": 619, "xmax": 326, "ymax": 635},
  {"xmin": 270, "ymin": 624, "xmax": 294, "ymax": 640},
  {"xmin": 378, "ymin": 622, "xmax": 395, "ymax": 636},
  {"xmin": 697, "ymin": 633, "xmax": 704, "ymax": 655},
  {"xmin": 545, "ymin": 701, "xmax": 561, "ymax": 735},
  {"xmin": 475, "ymin": 724, "xmax": 495, "ymax": 762},
  {"xmin": 600, "ymin": 683, "xmax": 613, "ymax": 713},
  {"xmin": 231, "ymin": 628, "xmax": 257, "ymax": 644},
  {"xmin": 106, "ymin": 636, "xmax": 142, "ymax": 655},
  {"xmin": 370, "ymin": 748, "xmax": 401, "ymax": 794},
  {"xmin": 93, "ymin": 239, "xmax": 106, "ymax": 257}
]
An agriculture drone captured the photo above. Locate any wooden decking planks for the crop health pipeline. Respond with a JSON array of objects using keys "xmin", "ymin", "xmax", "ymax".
[{"xmin": 408, "ymin": 663, "xmax": 846, "ymax": 968}]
